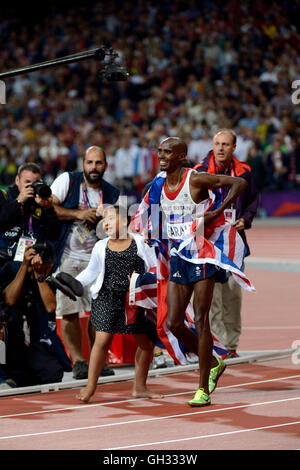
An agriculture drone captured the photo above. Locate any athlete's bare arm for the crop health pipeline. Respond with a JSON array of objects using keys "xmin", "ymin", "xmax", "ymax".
[{"xmin": 190, "ymin": 172, "xmax": 247, "ymax": 222}]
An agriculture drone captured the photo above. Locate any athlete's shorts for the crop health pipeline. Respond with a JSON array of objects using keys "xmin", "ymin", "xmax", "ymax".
[{"xmin": 169, "ymin": 242, "xmax": 227, "ymax": 285}]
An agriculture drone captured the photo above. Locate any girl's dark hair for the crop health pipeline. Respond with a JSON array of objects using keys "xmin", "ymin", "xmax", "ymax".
[{"xmin": 104, "ymin": 205, "xmax": 131, "ymax": 226}]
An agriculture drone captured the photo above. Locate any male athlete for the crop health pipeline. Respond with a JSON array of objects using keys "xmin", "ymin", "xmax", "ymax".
[{"xmin": 156, "ymin": 137, "xmax": 247, "ymax": 406}]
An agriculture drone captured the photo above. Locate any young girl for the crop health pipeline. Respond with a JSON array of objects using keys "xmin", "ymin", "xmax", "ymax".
[{"xmin": 76, "ymin": 205, "xmax": 161, "ymax": 403}]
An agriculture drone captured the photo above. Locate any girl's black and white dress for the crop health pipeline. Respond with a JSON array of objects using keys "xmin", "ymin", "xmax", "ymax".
[
  {"xmin": 76, "ymin": 234, "xmax": 157, "ymax": 335},
  {"xmin": 91, "ymin": 240, "xmax": 146, "ymax": 333}
]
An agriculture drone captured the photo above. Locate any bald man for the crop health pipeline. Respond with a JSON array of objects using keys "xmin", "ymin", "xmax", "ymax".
[
  {"xmin": 50, "ymin": 146, "xmax": 120, "ymax": 379},
  {"xmin": 156, "ymin": 137, "xmax": 247, "ymax": 406}
]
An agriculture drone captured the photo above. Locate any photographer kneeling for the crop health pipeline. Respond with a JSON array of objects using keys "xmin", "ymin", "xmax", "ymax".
[
  {"xmin": 0, "ymin": 162, "xmax": 61, "ymax": 265},
  {"xmin": 0, "ymin": 243, "xmax": 72, "ymax": 388}
]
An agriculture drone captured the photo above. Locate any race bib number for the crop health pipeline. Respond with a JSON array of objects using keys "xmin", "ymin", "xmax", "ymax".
[{"xmin": 166, "ymin": 222, "xmax": 191, "ymax": 240}]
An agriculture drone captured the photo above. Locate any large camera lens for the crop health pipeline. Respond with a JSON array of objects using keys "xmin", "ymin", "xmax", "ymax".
[{"xmin": 31, "ymin": 179, "xmax": 52, "ymax": 199}]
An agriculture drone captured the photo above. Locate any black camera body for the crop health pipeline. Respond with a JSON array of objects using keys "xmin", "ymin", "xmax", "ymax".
[
  {"xmin": 31, "ymin": 179, "xmax": 52, "ymax": 199},
  {"xmin": 105, "ymin": 64, "xmax": 128, "ymax": 81},
  {"xmin": 32, "ymin": 242, "xmax": 57, "ymax": 265}
]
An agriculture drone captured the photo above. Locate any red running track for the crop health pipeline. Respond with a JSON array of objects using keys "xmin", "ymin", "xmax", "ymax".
[
  {"xmin": 246, "ymin": 225, "xmax": 300, "ymax": 260},
  {"xmin": 0, "ymin": 223, "xmax": 299, "ymax": 451},
  {"xmin": 0, "ymin": 359, "xmax": 299, "ymax": 450}
]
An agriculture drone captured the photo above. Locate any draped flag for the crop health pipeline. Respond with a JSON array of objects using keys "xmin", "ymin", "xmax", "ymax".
[
  {"xmin": 130, "ymin": 169, "xmax": 255, "ymax": 292},
  {"xmin": 127, "ymin": 271, "xmax": 228, "ymax": 363},
  {"xmin": 128, "ymin": 168, "xmax": 254, "ymax": 364}
]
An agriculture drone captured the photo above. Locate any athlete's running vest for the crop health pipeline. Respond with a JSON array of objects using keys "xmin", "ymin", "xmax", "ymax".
[{"xmin": 160, "ymin": 169, "xmax": 211, "ymax": 242}]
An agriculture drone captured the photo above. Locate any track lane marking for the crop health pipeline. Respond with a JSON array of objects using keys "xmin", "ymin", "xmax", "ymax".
[
  {"xmin": 107, "ymin": 420, "xmax": 300, "ymax": 450},
  {"xmin": 0, "ymin": 373, "xmax": 300, "ymax": 419},
  {"xmin": 0, "ymin": 395, "xmax": 300, "ymax": 441}
]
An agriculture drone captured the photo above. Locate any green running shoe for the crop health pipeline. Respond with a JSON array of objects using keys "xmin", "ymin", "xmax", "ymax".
[
  {"xmin": 209, "ymin": 356, "xmax": 226, "ymax": 394},
  {"xmin": 188, "ymin": 388, "xmax": 211, "ymax": 407}
]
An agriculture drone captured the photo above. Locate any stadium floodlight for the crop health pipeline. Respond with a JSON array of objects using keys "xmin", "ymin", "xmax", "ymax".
[{"xmin": 0, "ymin": 46, "xmax": 129, "ymax": 81}]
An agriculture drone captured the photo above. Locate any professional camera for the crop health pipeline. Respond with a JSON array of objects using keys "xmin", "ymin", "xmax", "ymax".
[
  {"xmin": 105, "ymin": 63, "xmax": 128, "ymax": 81},
  {"xmin": 32, "ymin": 242, "xmax": 57, "ymax": 265},
  {"xmin": 31, "ymin": 179, "xmax": 52, "ymax": 199},
  {"xmin": 99, "ymin": 47, "xmax": 129, "ymax": 82}
]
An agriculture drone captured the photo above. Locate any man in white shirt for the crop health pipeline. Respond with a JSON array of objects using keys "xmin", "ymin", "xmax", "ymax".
[{"xmin": 51, "ymin": 146, "xmax": 120, "ymax": 379}]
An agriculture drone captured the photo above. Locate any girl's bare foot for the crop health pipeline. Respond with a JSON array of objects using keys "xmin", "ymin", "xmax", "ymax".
[
  {"xmin": 76, "ymin": 386, "xmax": 96, "ymax": 403},
  {"xmin": 132, "ymin": 387, "xmax": 163, "ymax": 399}
]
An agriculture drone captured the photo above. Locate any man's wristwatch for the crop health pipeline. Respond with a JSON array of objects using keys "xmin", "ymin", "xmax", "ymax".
[
  {"xmin": 16, "ymin": 199, "xmax": 23, "ymax": 206},
  {"xmin": 35, "ymin": 274, "xmax": 46, "ymax": 283}
]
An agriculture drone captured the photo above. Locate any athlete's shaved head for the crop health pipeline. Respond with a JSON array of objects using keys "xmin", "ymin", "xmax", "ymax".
[
  {"xmin": 157, "ymin": 137, "xmax": 188, "ymax": 172},
  {"xmin": 161, "ymin": 137, "xmax": 188, "ymax": 156}
]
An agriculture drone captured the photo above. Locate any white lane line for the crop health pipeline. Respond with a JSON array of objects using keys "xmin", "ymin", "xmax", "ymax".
[
  {"xmin": 0, "ymin": 396, "xmax": 300, "ymax": 441},
  {"xmin": 107, "ymin": 420, "xmax": 300, "ymax": 450},
  {"xmin": 1, "ymin": 374, "xmax": 300, "ymax": 420}
]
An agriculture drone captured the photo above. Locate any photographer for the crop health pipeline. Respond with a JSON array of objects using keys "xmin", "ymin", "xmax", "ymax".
[
  {"xmin": 0, "ymin": 163, "xmax": 62, "ymax": 265},
  {"xmin": 50, "ymin": 146, "xmax": 119, "ymax": 379},
  {"xmin": 0, "ymin": 243, "xmax": 72, "ymax": 388}
]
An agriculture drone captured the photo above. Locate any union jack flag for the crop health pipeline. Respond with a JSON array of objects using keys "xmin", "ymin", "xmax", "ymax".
[
  {"xmin": 126, "ymin": 271, "xmax": 228, "ymax": 363},
  {"xmin": 128, "ymin": 168, "xmax": 254, "ymax": 364},
  {"xmin": 131, "ymin": 169, "xmax": 255, "ymax": 291}
]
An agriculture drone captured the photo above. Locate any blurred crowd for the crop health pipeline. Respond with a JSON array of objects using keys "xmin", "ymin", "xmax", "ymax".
[{"xmin": 0, "ymin": 0, "xmax": 300, "ymax": 202}]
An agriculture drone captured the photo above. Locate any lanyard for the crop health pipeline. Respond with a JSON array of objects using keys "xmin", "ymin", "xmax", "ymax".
[
  {"xmin": 213, "ymin": 159, "xmax": 235, "ymax": 177},
  {"xmin": 81, "ymin": 182, "xmax": 90, "ymax": 209},
  {"xmin": 81, "ymin": 182, "xmax": 103, "ymax": 213},
  {"xmin": 213, "ymin": 159, "xmax": 235, "ymax": 201},
  {"xmin": 20, "ymin": 205, "xmax": 34, "ymax": 236},
  {"xmin": 27, "ymin": 215, "xmax": 33, "ymax": 235}
]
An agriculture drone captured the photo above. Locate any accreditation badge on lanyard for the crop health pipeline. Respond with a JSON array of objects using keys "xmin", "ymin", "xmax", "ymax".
[
  {"xmin": 221, "ymin": 166, "xmax": 236, "ymax": 226},
  {"xmin": 14, "ymin": 215, "xmax": 36, "ymax": 261},
  {"xmin": 224, "ymin": 205, "xmax": 236, "ymax": 225}
]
